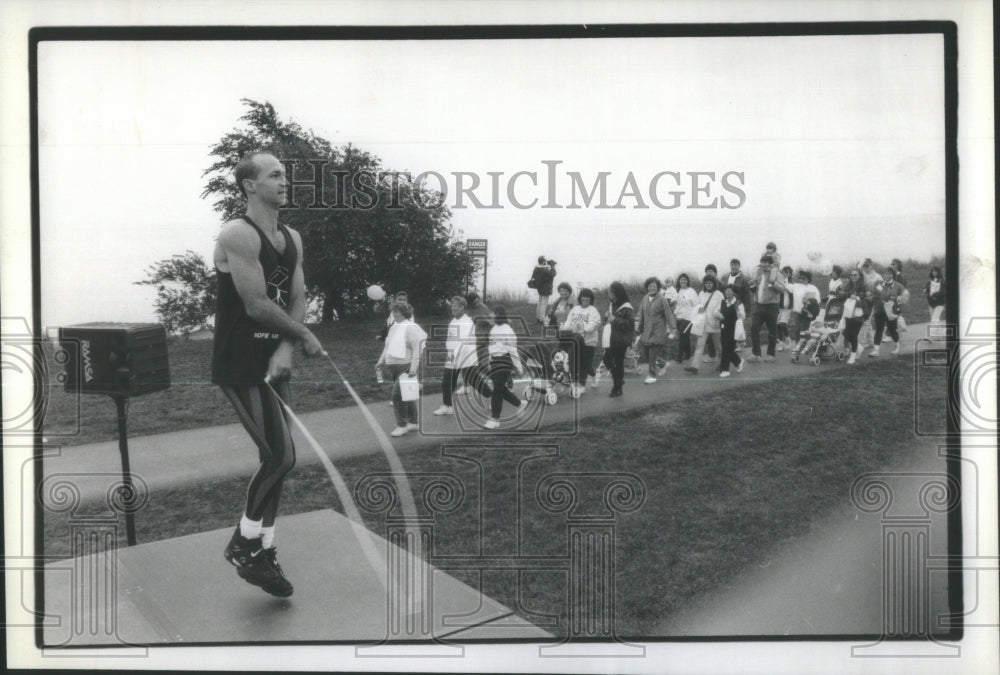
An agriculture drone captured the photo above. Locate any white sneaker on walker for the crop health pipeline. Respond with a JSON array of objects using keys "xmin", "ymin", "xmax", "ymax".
[
  {"xmin": 454, "ymin": 386, "xmax": 468, "ymax": 396},
  {"xmin": 390, "ymin": 426, "xmax": 409, "ymax": 437},
  {"xmin": 484, "ymin": 418, "xmax": 501, "ymax": 429},
  {"xmin": 643, "ymin": 376, "xmax": 657, "ymax": 384},
  {"xmin": 517, "ymin": 400, "xmax": 529, "ymax": 415},
  {"xmin": 433, "ymin": 405, "xmax": 454, "ymax": 416},
  {"xmin": 406, "ymin": 422, "xmax": 419, "ymax": 431},
  {"xmin": 891, "ymin": 342, "xmax": 900, "ymax": 355}
]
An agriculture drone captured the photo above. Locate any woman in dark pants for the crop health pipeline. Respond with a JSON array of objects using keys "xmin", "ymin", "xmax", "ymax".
[
  {"xmin": 673, "ymin": 273, "xmax": 698, "ymax": 364},
  {"xmin": 718, "ymin": 284, "xmax": 746, "ymax": 377},
  {"xmin": 603, "ymin": 281, "xmax": 635, "ymax": 398},
  {"xmin": 484, "ymin": 305, "xmax": 527, "ymax": 429},
  {"xmin": 840, "ymin": 272, "xmax": 872, "ymax": 365}
]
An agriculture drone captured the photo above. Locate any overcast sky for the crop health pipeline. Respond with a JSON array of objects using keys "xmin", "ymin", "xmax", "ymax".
[{"xmin": 37, "ymin": 33, "xmax": 945, "ymax": 326}]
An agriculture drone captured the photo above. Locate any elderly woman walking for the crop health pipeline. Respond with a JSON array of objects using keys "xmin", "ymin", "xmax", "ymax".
[
  {"xmin": 636, "ymin": 276, "xmax": 678, "ymax": 384},
  {"xmin": 434, "ymin": 295, "xmax": 488, "ymax": 416},
  {"xmin": 375, "ymin": 301, "xmax": 427, "ymax": 437}
]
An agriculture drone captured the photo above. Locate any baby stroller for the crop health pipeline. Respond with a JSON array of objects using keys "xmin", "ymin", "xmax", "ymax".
[
  {"xmin": 792, "ymin": 296, "xmax": 849, "ymax": 365},
  {"xmin": 522, "ymin": 331, "xmax": 582, "ymax": 405}
]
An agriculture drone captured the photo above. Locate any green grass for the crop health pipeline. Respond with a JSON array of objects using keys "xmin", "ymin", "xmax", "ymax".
[
  {"xmin": 42, "ymin": 358, "xmax": 947, "ymax": 637},
  {"xmin": 42, "ymin": 254, "xmax": 942, "ymax": 446}
]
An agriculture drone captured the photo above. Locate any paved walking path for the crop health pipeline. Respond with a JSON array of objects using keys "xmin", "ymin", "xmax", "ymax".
[
  {"xmin": 36, "ymin": 323, "xmax": 953, "ymax": 641},
  {"xmin": 658, "ymin": 437, "xmax": 954, "ymax": 639},
  {"xmin": 39, "ymin": 323, "xmax": 934, "ymax": 505}
]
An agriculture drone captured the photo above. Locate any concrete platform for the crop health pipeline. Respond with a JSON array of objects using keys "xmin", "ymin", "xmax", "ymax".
[{"xmin": 42, "ymin": 509, "xmax": 551, "ymax": 646}]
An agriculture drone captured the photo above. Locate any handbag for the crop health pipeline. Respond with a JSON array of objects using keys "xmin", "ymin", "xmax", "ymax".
[
  {"xmin": 527, "ymin": 277, "xmax": 537, "ymax": 289},
  {"xmin": 689, "ymin": 313, "xmax": 706, "ymax": 336},
  {"xmin": 689, "ymin": 292, "xmax": 714, "ymax": 336}
]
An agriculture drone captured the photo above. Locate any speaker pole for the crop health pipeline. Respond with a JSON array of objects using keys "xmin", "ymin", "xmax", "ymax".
[{"xmin": 112, "ymin": 395, "xmax": 137, "ymax": 546}]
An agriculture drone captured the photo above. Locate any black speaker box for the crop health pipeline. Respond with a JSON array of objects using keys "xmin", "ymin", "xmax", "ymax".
[{"xmin": 59, "ymin": 323, "xmax": 170, "ymax": 397}]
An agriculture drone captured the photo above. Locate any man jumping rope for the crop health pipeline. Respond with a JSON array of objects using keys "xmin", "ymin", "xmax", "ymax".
[{"xmin": 212, "ymin": 152, "xmax": 325, "ymax": 597}]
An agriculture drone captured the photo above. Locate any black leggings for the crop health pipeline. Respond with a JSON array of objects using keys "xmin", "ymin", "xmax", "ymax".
[
  {"xmin": 221, "ymin": 380, "xmax": 296, "ymax": 526},
  {"xmin": 676, "ymin": 320, "xmax": 692, "ymax": 361},
  {"xmin": 488, "ymin": 356, "xmax": 522, "ymax": 418},
  {"xmin": 873, "ymin": 310, "xmax": 899, "ymax": 346},
  {"xmin": 843, "ymin": 318, "xmax": 865, "ymax": 351},
  {"xmin": 603, "ymin": 342, "xmax": 628, "ymax": 388},
  {"xmin": 720, "ymin": 330, "xmax": 742, "ymax": 371},
  {"xmin": 442, "ymin": 366, "xmax": 490, "ymax": 405}
]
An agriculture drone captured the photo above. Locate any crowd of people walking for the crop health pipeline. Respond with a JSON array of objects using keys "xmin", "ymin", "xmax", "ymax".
[{"xmin": 373, "ymin": 245, "xmax": 945, "ymax": 435}]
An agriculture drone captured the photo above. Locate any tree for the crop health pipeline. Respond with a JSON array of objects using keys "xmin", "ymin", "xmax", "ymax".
[
  {"xmin": 135, "ymin": 251, "xmax": 217, "ymax": 334},
  {"xmin": 201, "ymin": 99, "xmax": 477, "ymax": 319}
]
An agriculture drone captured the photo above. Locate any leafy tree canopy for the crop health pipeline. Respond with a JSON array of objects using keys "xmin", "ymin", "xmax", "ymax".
[
  {"xmin": 134, "ymin": 251, "xmax": 216, "ymax": 334},
  {"xmin": 201, "ymin": 99, "xmax": 478, "ymax": 319}
]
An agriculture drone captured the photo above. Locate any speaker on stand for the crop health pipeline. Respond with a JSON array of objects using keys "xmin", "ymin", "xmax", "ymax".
[{"xmin": 58, "ymin": 323, "xmax": 171, "ymax": 545}]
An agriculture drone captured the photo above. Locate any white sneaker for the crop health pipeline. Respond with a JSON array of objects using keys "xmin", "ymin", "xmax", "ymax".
[
  {"xmin": 517, "ymin": 400, "xmax": 529, "ymax": 415},
  {"xmin": 891, "ymin": 342, "xmax": 900, "ymax": 355},
  {"xmin": 390, "ymin": 426, "xmax": 409, "ymax": 437},
  {"xmin": 484, "ymin": 419, "xmax": 501, "ymax": 429},
  {"xmin": 433, "ymin": 405, "xmax": 454, "ymax": 416},
  {"xmin": 719, "ymin": 371, "xmax": 731, "ymax": 378},
  {"xmin": 776, "ymin": 342, "xmax": 784, "ymax": 352},
  {"xmin": 847, "ymin": 352, "xmax": 857, "ymax": 365},
  {"xmin": 736, "ymin": 360, "xmax": 744, "ymax": 373},
  {"xmin": 869, "ymin": 349, "xmax": 879, "ymax": 358},
  {"xmin": 643, "ymin": 376, "xmax": 657, "ymax": 385},
  {"xmin": 454, "ymin": 386, "xmax": 468, "ymax": 396},
  {"xmin": 657, "ymin": 363, "xmax": 670, "ymax": 376},
  {"xmin": 406, "ymin": 422, "xmax": 419, "ymax": 432}
]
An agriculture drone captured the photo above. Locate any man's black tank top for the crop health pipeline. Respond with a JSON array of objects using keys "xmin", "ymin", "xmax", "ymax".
[{"xmin": 211, "ymin": 215, "xmax": 298, "ymax": 385}]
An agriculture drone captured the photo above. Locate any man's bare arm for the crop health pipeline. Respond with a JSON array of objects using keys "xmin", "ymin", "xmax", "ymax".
[{"xmin": 218, "ymin": 221, "xmax": 322, "ymax": 355}]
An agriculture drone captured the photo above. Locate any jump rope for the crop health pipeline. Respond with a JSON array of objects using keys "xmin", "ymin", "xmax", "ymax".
[{"xmin": 264, "ymin": 350, "xmax": 422, "ymax": 596}]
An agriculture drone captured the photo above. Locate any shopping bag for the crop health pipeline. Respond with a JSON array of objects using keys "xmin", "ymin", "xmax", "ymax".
[{"xmin": 689, "ymin": 313, "xmax": 706, "ymax": 337}]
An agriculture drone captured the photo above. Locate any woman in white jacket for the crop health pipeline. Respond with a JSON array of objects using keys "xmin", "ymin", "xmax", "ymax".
[
  {"xmin": 673, "ymin": 273, "xmax": 699, "ymax": 364},
  {"xmin": 485, "ymin": 305, "xmax": 528, "ymax": 429},
  {"xmin": 561, "ymin": 287, "xmax": 602, "ymax": 393},
  {"xmin": 685, "ymin": 275, "xmax": 724, "ymax": 374},
  {"xmin": 434, "ymin": 296, "xmax": 487, "ymax": 416}
]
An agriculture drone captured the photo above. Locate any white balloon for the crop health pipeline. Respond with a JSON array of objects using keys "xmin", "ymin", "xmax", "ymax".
[{"xmin": 366, "ymin": 284, "xmax": 386, "ymax": 301}]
